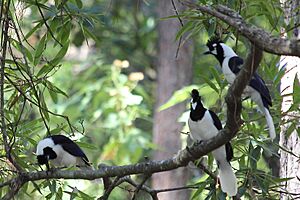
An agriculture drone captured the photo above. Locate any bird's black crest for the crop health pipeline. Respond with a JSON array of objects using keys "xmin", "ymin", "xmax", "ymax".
[
  {"xmin": 191, "ymin": 89, "xmax": 201, "ymax": 102},
  {"xmin": 206, "ymin": 36, "xmax": 223, "ymax": 48}
]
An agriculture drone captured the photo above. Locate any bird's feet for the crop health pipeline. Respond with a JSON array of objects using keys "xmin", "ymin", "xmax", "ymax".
[
  {"xmin": 186, "ymin": 140, "xmax": 203, "ymax": 158},
  {"xmin": 195, "ymin": 140, "xmax": 203, "ymax": 146}
]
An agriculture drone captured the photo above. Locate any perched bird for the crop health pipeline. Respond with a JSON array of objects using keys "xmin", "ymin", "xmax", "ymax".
[
  {"xmin": 204, "ymin": 37, "xmax": 276, "ymax": 140},
  {"xmin": 36, "ymin": 135, "xmax": 91, "ymax": 170},
  {"xmin": 188, "ymin": 89, "xmax": 237, "ymax": 197}
]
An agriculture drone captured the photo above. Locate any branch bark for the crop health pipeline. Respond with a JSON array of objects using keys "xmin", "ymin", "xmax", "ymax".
[{"xmin": 181, "ymin": 1, "xmax": 300, "ymax": 56}]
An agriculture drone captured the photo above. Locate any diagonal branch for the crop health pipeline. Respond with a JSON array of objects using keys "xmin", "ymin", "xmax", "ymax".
[{"xmin": 181, "ymin": 1, "xmax": 300, "ymax": 56}]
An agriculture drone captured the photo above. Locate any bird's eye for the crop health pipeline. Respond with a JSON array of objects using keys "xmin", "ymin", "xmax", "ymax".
[{"xmin": 212, "ymin": 43, "xmax": 217, "ymax": 47}]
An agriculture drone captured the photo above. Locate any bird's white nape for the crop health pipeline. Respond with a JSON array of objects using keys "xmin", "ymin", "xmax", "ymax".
[
  {"xmin": 220, "ymin": 43, "xmax": 237, "ymax": 57},
  {"xmin": 36, "ymin": 138, "xmax": 55, "ymax": 155}
]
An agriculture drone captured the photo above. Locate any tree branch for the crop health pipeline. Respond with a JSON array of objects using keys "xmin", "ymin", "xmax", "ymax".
[{"xmin": 181, "ymin": 1, "xmax": 300, "ymax": 56}]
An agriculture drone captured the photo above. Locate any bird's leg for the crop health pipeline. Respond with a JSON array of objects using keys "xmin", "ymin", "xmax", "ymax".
[
  {"xmin": 45, "ymin": 162, "xmax": 51, "ymax": 175},
  {"xmin": 186, "ymin": 140, "xmax": 203, "ymax": 159},
  {"xmin": 195, "ymin": 140, "xmax": 203, "ymax": 146}
]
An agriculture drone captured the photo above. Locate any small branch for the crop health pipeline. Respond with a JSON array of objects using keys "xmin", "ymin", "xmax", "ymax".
[
  {"xmin": 132, "ymin": 174, "xmax": 152, "ymax": 200},
  {"xmin": 194, "ymin": 162, "xmax": 218, "ymax": 181},
  {"xmin": 35, "ymin": 0, "xmax": 63, "ymax": 47},
  {"xmin": 99, "ymin": 176, "xmax": 123, "ymax": 200},
  {"xmin": 170, "ymin": 0, "xmax": 184, "ymax": 59}
]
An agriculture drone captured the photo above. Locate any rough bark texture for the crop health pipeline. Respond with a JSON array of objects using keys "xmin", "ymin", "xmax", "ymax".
[
  {"xmin": 279, "ymin": 0, "xmax": 300, "ymax": 198},
  {"xmin": 152, "ymin": 1, "xmax": 193, "ymax": 199}
]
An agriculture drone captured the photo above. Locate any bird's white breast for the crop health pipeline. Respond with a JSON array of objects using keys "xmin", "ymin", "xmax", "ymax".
[
  {"xmin": 222, "ymin": 57, "xmax": 236, "ymax": 84},
  {"xmin": 51, "ymin": 145, "xmax": 78, "ymax": 167},
  {"xmin": 188, "ymin": 111, "xmax": 219, "ymax": 141}
]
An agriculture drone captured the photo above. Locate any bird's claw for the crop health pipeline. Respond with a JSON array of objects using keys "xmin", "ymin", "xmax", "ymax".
[{"xmin": 195, "ymin": 140, "xmax": 203, "ymax": 146}]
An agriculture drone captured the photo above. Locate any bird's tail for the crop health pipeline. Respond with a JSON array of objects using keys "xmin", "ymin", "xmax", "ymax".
[
  {"xmin": 263, "ymin": 108, "xmax": 276, "ymax": 140},
  {"xmin": 218, "ymin": 161, "xmax": 237, "ymax": 197}
]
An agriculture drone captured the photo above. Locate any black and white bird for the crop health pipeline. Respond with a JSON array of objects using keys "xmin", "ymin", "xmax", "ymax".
[
  {"xmin": 36, "ymin": 135, "xmax": 91, "ymax": 170},
  {"xmin": 204, "ymin": 37, "xmax": 276, "ymax": 140},
  {"xmin": 188, "ymin": 89, "xmax": 237, "ymax": 196}
]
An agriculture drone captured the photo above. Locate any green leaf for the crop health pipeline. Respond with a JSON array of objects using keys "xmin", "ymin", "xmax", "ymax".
[
  {"xmin": 209, "ymin": 67, "xmax": 224, "ymax": 90},
  {"xmin": 286, "ymin": 123, "xmax": 296, "ymax": 138},
  {"xmin": 200, "ymin": 75, "xmax": 219, "ymax": 94},
  {"xmin": 192, "ymin": 180, "xmax": 209, "ymax": 199},
  {"xmin": 50, "ymin": 40, "xmax": 69, "ymax": 66},
  {"xmin": 75, "ymin": 0, "xmax": 83, "ymax": 8},
  {"xmin": 39, "ymin": 91, "xmax": 50, "ymax": 121},
  {"xmin": 76, "ymin": 141, "xmax": 98, "ymax": 150},
  {"xmin": 34, "ymin": 34, "xmax": 47, "ymax": 65},
  {"xmin": 25, "ymin": 21, "xmax": 43, "ymax": 40},
  {"xmin": 11, "ymin": 39, "xmax": 33, "ymax": 63},
  {"xmin": 176, "ymin": 21, "xmax": 194, "ymax": 40},
  {"xmin": 55, "ymin": 187, "xmax": 63, "ymax": 200},
  {"xmin": 30, "ymin": 181, "xmax": 43, "ymax": 195},
  {"xmin": 207, "ymin": 19, "xmax": 216, "ymax": 36},
  {"xmin": 50, "ymin": 126, "xmax": 66, "ymax": 135},
  {"xmin": 82, "ymin": 26, "xmax": 100, "ymax": 43},
  {"xmin": 49, "ymin": 180, "xmax": 56, "ymax": 194},
  {"xmin": 45, "ymin": 80, "xmax": 68, "ymax": 98},
  {"xmin": 158, "ymin": 85, "xmax": 198, "ymax": 111},
  {"xmin": 250, "ymin": 146, "xmax": 261, "ymax": 170}
]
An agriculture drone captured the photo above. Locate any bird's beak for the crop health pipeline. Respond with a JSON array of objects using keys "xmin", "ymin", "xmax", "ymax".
[{"xmin": 203, "ymin": 51, "xmax": 211, "ymax": 55}]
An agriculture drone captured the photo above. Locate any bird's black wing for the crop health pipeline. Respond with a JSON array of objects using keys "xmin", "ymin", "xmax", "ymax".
[
  {"xmin": 225, "ymin": 142, "xmax": 234, "ymax": 162},
  {"xmin": 228, "ymin": 56, "xmax": 243, "ymax": 74},
  {"xmin": 249, "ymin": 73, "xmax": 272, "ymax": 108},
  {"xmin": 209, "ymin": 111, "xmax": 233, "ymax": 161},
  {"xmin": 209, "ymin": 110, "xmax": 222, "ymax": 130},
  {"xmin": 50, "ymin": 135, "xmax": 90, "ymax": 165},
  {"xmin": 229, "ymin": 56, "xmax": 272, "ymax": 108}
]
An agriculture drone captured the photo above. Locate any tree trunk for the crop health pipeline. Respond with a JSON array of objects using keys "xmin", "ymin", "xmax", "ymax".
[
  {"xmin": 279, "ymin": 0, "xmax": 300, "ymax": 198},
  {"xmin": 152, "ymin": 1, "xmax": 193, "ymax": 199}
]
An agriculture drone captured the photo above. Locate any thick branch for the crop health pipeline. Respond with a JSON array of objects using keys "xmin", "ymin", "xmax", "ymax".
[
  {"xmin": 181, "ymin": 1, "xmax": 300, "ymax": 56},
  {"xmin": 1, "ymin": 44, "xmax": 262, "ymax": 199}
]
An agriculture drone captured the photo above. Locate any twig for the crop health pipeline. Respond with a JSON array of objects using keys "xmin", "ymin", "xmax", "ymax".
[
  {"xmin": 98, "ymin": 176, "xmax": 122, "ymax": 200},
  {"xmin": 170, "ymin": 0, "xmax": 184, "ymax": 58},
  {"xmin": 132, "ymin": 174, "xmax": 152, "ymax": 200},
  {"xmin": 194, "ymin": 162, "xmax": 218, "ymax": 181},
  {"xmin": 35, "ymin": 0, "xmax": 63, "ymax": 47}
]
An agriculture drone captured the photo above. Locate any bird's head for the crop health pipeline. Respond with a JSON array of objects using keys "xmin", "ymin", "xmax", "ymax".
[
  {"xmin": 36, "ymin": 138, "xmax": 57, "ymax": 169},
  {"xmin": 190, "ymin": 89, "xmax": 201, "ymax": 110},
  {"xmin": 204, "ymin": 37, "xmax": 224, "ymax": 56},
  {"xmin": 37, "ymin": 146, "xmax": 57, "ymax": 163},
  {"xmin": 204, "ymin": 37, "xmax": 237, "ymax": 63}
]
